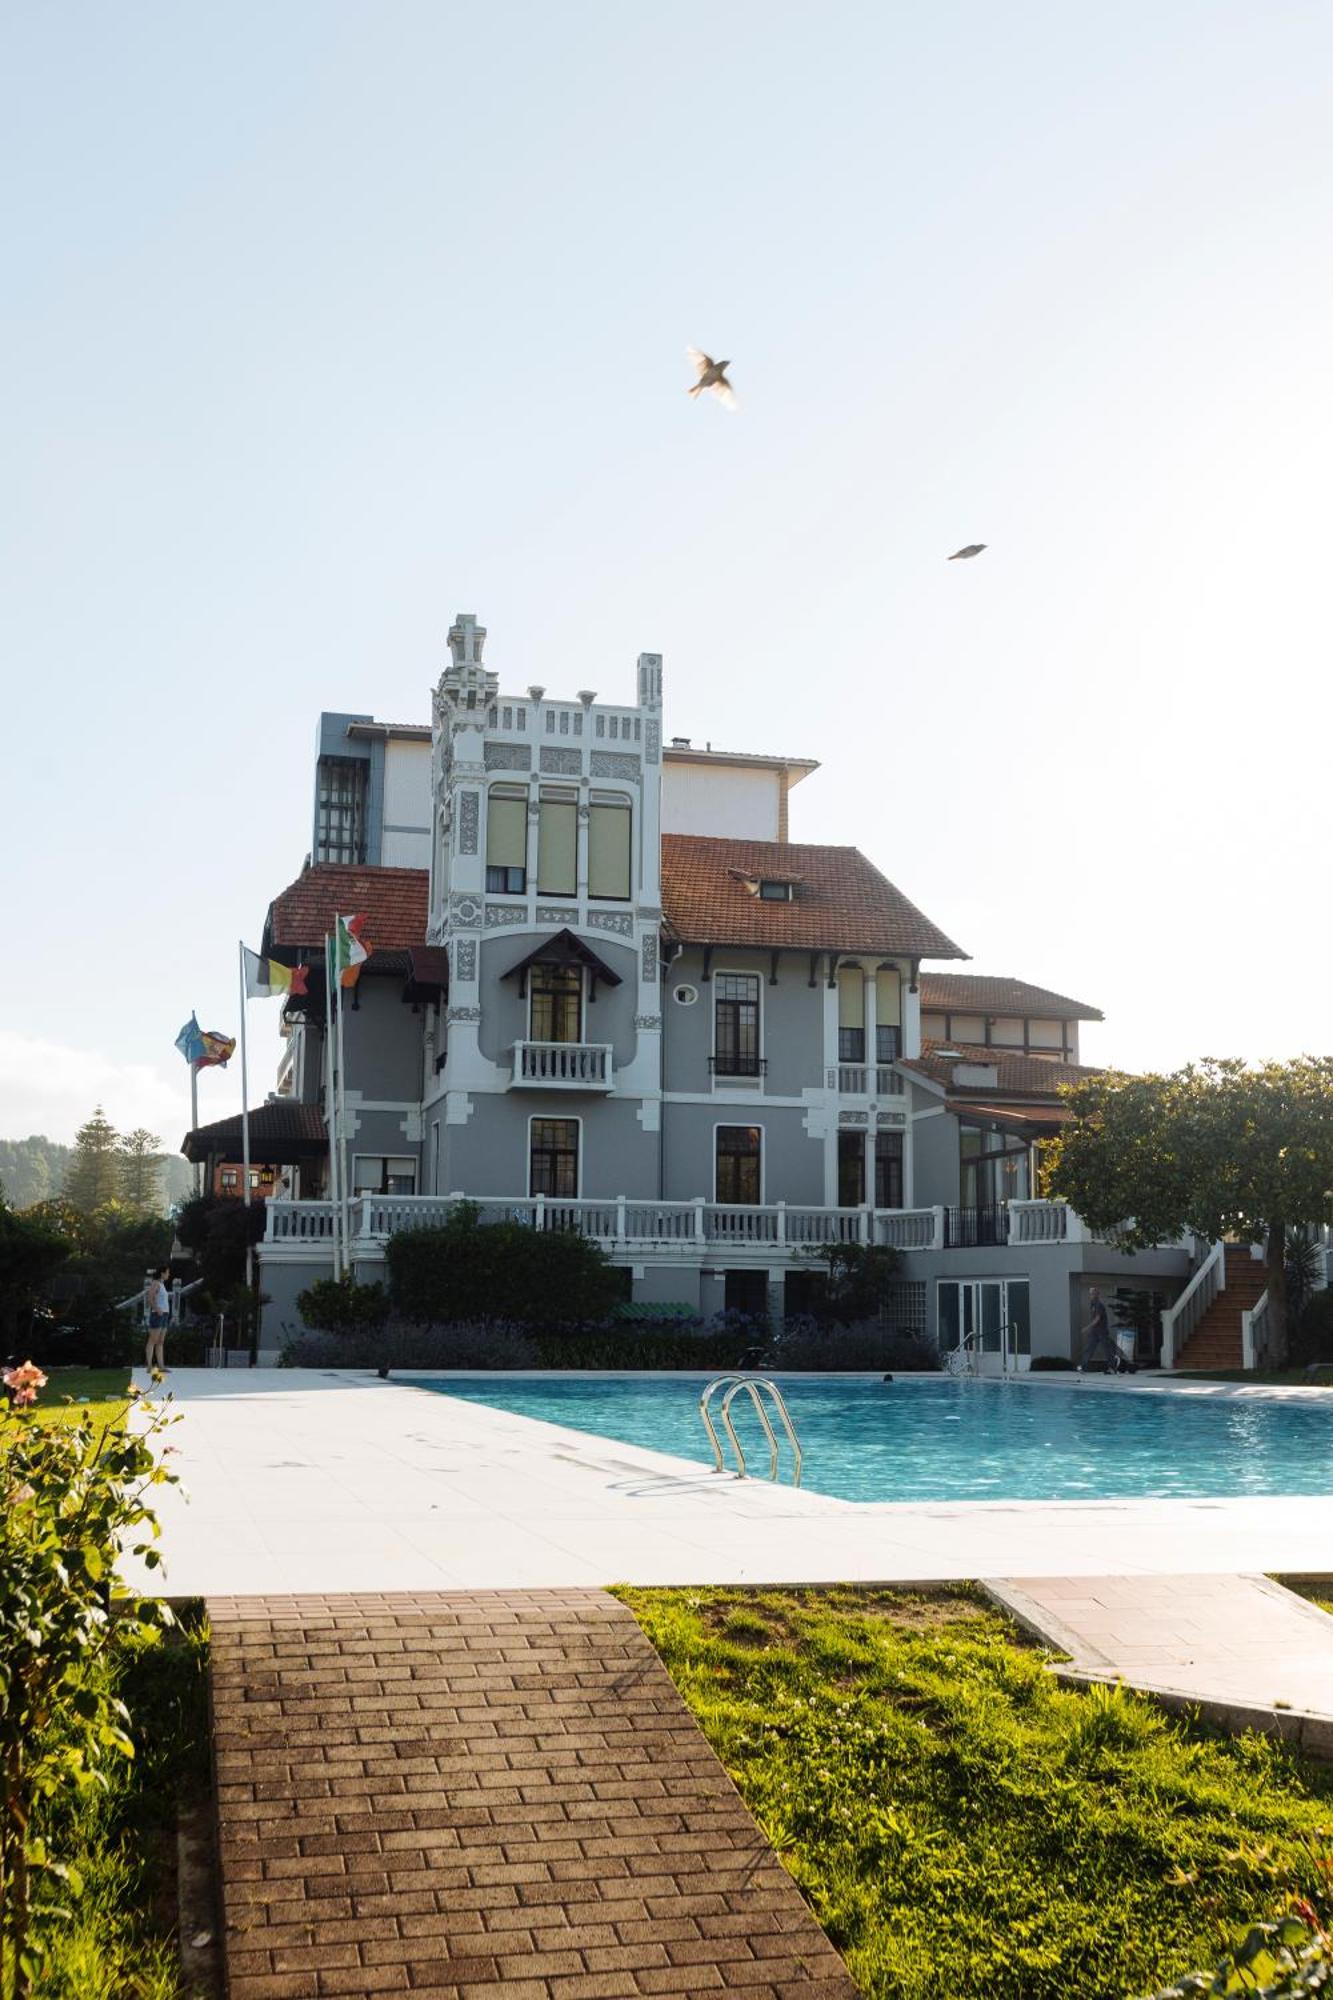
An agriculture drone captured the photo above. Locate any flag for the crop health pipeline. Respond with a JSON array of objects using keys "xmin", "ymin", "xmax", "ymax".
[
  {"xmin": 243, "ymin": 947, "xmax": 309, "ymax": 999},
  {"xmin": 175, "ymin": 1014, "xmax": 206, "ymax": 1065},
  {"xmin": 196, "ymin": 1028, "xmax": 236, "ymax": 1070},
  {"xmin": 333, "ymin": 913, "xmax": 372, "ymax": 989}
]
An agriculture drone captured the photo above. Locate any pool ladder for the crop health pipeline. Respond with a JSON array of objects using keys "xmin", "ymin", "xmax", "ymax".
[{"xmin": 699, "ymin": 1375, "xmax": 803, "ymax": 1486}]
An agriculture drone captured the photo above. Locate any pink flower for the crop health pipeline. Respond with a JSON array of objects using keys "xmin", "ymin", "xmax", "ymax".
[{"xmin": 4, "ymin": 1361, "xmax": 48, "ymax": 1396}]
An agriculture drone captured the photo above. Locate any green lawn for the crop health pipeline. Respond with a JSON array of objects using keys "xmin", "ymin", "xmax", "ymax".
[
  {"xmin": 12, "ymin": 1613, "xmax": 212, "ymax": 2000},
  {"xmin": 24, "ymin": 1367, "xmax": 141, "ymax": 1429},
  {"xmin": 1285, "ymin": 1580, "xmax": 1333, "ymax": 1616},
  {"xmin": 618, "ymin": 1585, "xmax": 1333, "ymax": 2000}
]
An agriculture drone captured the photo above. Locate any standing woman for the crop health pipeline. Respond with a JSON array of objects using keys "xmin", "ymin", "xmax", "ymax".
[{"xmin": 145, "ymin": 1267, "xmax": 171, "ymax": 1376}]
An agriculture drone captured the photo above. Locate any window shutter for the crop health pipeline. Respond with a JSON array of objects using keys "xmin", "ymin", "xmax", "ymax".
[
  {"xmin": 875, "ymin": 968, "xmax": 901, "ymax": 1027},
  {"xmin": 537, "ymin": 799, "xmax": 577, "ymax": 894},
  {"xmin": 486, "ymin": 793, "xmax": 527, "ymax": 869},
  {"xmin": 837, "ymin": 966, "xmax": 864, "ymax": 1028},
  {"xmin": 588, "ymin": 804, "xmax": 631, "ymax": 899}
]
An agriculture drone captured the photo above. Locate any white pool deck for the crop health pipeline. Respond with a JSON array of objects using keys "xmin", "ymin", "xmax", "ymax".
[{"xmin": 123, "ymin": 1368, "xmax": 1333, "ymax": 1599}]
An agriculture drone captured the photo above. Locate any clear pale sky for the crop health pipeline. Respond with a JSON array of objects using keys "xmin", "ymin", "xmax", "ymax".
[{"xmin": 5, "ymin": 2, "xmax": 1332, "ymax": 1148}]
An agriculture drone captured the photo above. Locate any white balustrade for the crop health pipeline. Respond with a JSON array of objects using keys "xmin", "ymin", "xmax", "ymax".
[
  {"xmin": 1241, "ymin": 1290, "xmax": 1271, "ymax": 1371},
  {"xmin": 265, "ymin": 1200, "xmax": 338, "ymax": 1241},
  {"xmin": 875, "ymin": 1208, "xmax": 943, "ymax": 1250},
  {"xmin": 1008, "ymin": 1200, "xmax": 1070, "ymax": 1244},
  {"xmin": 512, "ymin": 1041, "xmax": 613, "ymax": 1088},
  {"xmin": 1159, "ymin": 1240, "xmax": 1226, "ymax": 1369},
  {"xmin": 837, "ymin": 1064, "xmax": 868, "ymax": 1095}
]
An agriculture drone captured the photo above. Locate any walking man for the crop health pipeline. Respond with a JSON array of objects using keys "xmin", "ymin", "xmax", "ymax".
[
  {"xmin": 1079, "ymin": 1286, "xmax": 1116, "ymax": 1372},
  {"xmin": 144, "ymin": 1267, "xmax": 170, "ymax": 1376}
]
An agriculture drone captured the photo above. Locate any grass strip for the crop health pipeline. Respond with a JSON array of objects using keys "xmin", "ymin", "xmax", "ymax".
[{"xmin": 618, "ymin": 1584, "xmax": 1333, "ymax": 2000}]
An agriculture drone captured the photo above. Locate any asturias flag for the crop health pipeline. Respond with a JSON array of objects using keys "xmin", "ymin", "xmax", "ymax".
[
  {"xmin": 243, "ymin": 947, "xmax": 309, "ymax": 1000},
  {"xmin": 175, "ymin": 1015, "xmax": 206, "ymax": 1065},
  {"xmin": 333, "ymin": 913, "xmax": 372, "ymax": 989}
]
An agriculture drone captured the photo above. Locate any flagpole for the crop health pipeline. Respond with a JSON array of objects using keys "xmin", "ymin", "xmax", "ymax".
[
  {"xmin": 324, "ymin": 937, "xmax": 342, "ymax": 1279},
  {"xmin": 335, "ymin": 945, "xmax": 352, "ymax": 1274},
  {"xmin": 238, "ymin": 942, "xmax": 254, "ymax": 1291},
  {"xmin": 191, "ymin": 1062, "xmax": 200, "ymax": 1197}
]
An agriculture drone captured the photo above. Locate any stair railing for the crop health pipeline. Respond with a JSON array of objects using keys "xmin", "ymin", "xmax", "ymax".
[{"xmin": 1159, "ymin": 1240, "xmax": 1226, "ymax": 1369}]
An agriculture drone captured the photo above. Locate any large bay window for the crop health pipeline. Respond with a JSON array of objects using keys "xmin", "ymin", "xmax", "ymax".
[
  {"xmin": 486, "ymin": 789, "xmax": 527, "ymax": 894},
  {"xmin": 537, "ymin": 791, "xmax": 577, "ymax": 896},
  {"xmin": 837, "ymin": 1131, "xmax": 865, "ymax": 1207},
  {"xmin": 588, "ymin": 797, "xmax": 632, "ymax": 899}
]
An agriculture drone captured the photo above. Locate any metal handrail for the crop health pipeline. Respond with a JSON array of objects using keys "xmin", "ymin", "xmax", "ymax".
[
  {"xmin": 944, "ymin": 1320, "xmax": 1022, "ymax": 1377},
  {"xmin": 699, "ymin": 1374, "xmax": 803, "ymax": 1485}
]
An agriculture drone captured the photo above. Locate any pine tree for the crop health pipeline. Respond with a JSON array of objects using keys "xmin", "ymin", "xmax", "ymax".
[
  {"xmin": 117, "ymin": 1128, "xmax": 165, "ymax": 1213},
  {"xmin": 63, "ymin": 1106, "xmax": 122, "ymax": 1214}
]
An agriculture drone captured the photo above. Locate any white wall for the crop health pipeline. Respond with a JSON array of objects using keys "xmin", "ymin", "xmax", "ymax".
[
  {"xmin": 661, "ymin": 762, "xmax": 780, "ymax": 839},
  {"xmin": 381, "ymin": 740, "xmax": 431, "ymax": 866}
]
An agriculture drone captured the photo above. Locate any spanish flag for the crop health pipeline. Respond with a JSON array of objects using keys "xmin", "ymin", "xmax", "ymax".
[{"xmin": 242, "ymin": 948, "xmax": 310, "ymax": 1000}]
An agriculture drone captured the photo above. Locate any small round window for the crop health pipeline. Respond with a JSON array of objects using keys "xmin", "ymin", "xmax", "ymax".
[{"xmin": 672, "ymin": 983, "xmax": 699, "ymax": 1006}]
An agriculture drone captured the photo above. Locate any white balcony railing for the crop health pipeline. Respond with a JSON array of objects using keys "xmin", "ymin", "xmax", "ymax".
[
  {"xmin": 836, "ymin": 1064, "xmax": 907, "ymax": 1098},
  {"xmin": 262, "ymin": 1195, "xmax": 1146, "ymax": 1260},
  {"xmin": 266, "ymin": 1194, "xmax": 946, "ymax": 1251},
  {"xmin": 511, "ymin": 1040, "xmax": 613, "ymax": 1089}
]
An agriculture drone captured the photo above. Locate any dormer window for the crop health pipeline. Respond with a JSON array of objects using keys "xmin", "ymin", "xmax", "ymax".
[
  {"xmin": 758, "ymin": 879, "xmax": 794, "ymax": 901},
  {"xmin": 728, "ymin": 866, "xmax": 803, "ymax": 901}
]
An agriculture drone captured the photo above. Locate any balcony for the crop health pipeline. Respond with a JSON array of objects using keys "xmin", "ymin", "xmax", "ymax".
[
  {"xmin": 836, "ymin": 1064, "xmax": 906, "ymax": 1098},
  {"xmin": 511, "ymin": 1040, "xmax": 614, "ymax": 1090},
  {"xmin": 708, "ymin": 1056, "xmax": 767, "ymax": 1079}
]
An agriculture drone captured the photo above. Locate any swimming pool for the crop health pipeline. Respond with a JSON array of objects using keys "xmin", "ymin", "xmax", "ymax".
[{"xmin": 418, "ymin": 1374, "xmax": 1333, "ymax": 1504}]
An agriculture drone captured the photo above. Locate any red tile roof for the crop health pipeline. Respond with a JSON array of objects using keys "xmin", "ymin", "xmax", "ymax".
[
  {"xmin": 264, "ymin": 864, "xmax": 430, "ymax": 953},
  {"xmin": 660, "ymin": 836, "xmax": 965, "ymax": 960},
  {"xmin": 899, "ymin": 1041, "xmax": 1100, "ymax": 1099},
  {"xmin": 182, "ymin": 1100, "xmax": 327, "ymax": 1162},
  {"xmin": 919, "ymin": 974, "xmax": 1102, "ymax": 1021}
]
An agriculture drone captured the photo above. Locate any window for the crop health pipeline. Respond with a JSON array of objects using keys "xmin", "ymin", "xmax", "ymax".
[
  {"xmin": 530, "ymin": 1118, "xmax": 579, "ymax": 1197},
  {"xmin": 315, "ymin": 756, "xmax": 367, "ymax": 864},
  {"xmin": 537, "ymin": 793, "xmax": 577, "ymax": 895},
  {"xmin": 950, "ymin": 1014, "xmax": 986, "ymax": 1044},
  {"xmin": 588, "ymin": 799, "xmax": 631, "ymax": 899},
  {"xmin": 1029, "ymin": 1019, "xmax": 1065, "ymax": 1049},
  {"xmin": 875, "ymin": 1131, "xmax": 904, "ymax": 1209},
  {"xmin": 486, "ymin": 790, "xmax": 527, "ymax": 894},
  {"xmin": 759, "ymin": 879, "xmax": 793, "ymax": 901},
  {"xmin": 875, "ymin": 968, "xmax": 901, "ymax": 1062},
  {"xmin": 220, "ymin": 1168, "xmax": 239, "ymax": 1190},
  {"xmin": 837, "ymin": 966, "xmax": 864, "ymax": 1063},
  {"xmin": 713, "ymin": 973, "xmax": 761, "ymax": 1075},
  {"xmin": 921, "ymin": 1011, "xmax": 947, "ymax": 1040},
  {"xmin": 352, "ymin": 1156, "xmax": 418, "ymax": 1196},
  {"xmin": 716, "ymin": 1125, "xmax": 761, "ymax": 1204},
  {"xmin": 990, "ymin": 1017, "xmax": 1026, "ymax": 1047},
  {"xmin": 530, "ymin": 963, "xmax": 582, "ymax": 1043},
  {"xmin": 837, "ymin": 1131, "xmax": 865, "ymax": 1206}
]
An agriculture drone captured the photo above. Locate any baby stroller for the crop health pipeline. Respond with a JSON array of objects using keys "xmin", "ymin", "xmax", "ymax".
[{"xmin": 1107, "ymin": 1325, "xmax": 1137, "ymax": 1374}]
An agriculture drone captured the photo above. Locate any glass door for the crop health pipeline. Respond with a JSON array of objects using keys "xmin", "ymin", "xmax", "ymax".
[{"xmin": 937, "ymin": 1279, "xmax": 1032, "ymax": 1371}]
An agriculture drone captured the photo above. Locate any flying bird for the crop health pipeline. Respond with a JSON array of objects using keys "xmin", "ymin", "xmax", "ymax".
[
  {"xmin": 687, "ymin": 347, "xmax": 737, "ymax": 409},
  {"xmin": 948, "ymin": 544, "xmax": 987, "ymax": 560}
]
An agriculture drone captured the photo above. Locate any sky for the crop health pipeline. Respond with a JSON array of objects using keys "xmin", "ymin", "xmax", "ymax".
[{"xmin": 5, "ymin": 1, "xmax": 1333, "ymax": 1147}]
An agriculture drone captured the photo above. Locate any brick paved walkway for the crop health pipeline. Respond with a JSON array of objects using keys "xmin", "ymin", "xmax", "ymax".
[{"xmin": 208, "ymin": 1589, "xmax": 858, "ymax": 1999}]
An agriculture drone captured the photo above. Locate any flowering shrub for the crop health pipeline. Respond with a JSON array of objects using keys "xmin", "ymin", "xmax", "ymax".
[{"xmin": 0, "ymin": 1364, "xmax": 178, "ymax": 1999}]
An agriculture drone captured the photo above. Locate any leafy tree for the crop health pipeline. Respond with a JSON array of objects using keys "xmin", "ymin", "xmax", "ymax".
[
  {"xmin": 61, "ymin": 1108, "xmax": 121, "ymax": 1216},
  {"xmin": 798, "ymin": 1242, "xmax": 904, "ymax": 1325},
  {"xmin": 173, "ymin": 1193, "xmax": 266, "ymax": 1304},
  {"xmin": 0, "ymin": 1205, "xmax": 70, "ymax": 1345},
  {"xmin": 1046, "ymin": 1057, "xmax": 1333, "ymax": 1363},
  {"xmin": 0, "ymin": 1139, "xmax": 68, "ymax": 1211},
  {"xmin": 385, "ymin": 1204, "xmax": 620, "ymax": 1329},
  {"xmin": 115, "ymin": 1129, "xmax": 165, "ymax": 1214}
]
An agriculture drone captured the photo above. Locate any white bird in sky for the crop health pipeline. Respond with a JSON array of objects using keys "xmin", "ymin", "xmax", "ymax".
[
  {"xmin": 687, "ymin": 348, "xmax": 737, "ymax": 409},
  {"xmin": 948, "ymin": 543, "xmax": 987, "ymax": 560}
]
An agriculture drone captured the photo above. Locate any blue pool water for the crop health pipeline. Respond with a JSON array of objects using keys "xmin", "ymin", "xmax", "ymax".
[{"xmin": 419, "ymin": 1374, "xmax": 1333, "ymax": 1503}]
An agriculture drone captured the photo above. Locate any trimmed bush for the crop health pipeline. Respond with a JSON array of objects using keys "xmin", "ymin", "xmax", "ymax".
[
  {"xmin": 386, "ymin": 1206, "xmax": 620, "ymax": 1329},
  {"xmin": 768, "ymin": 1316, "xmax": 940, "ymax": 1372}
]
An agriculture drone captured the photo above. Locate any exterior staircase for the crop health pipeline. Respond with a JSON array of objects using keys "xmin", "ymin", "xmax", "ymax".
[{"xmin": 1173, "ymin": 1247, "xmax": 1268, "ymax": 1370}]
